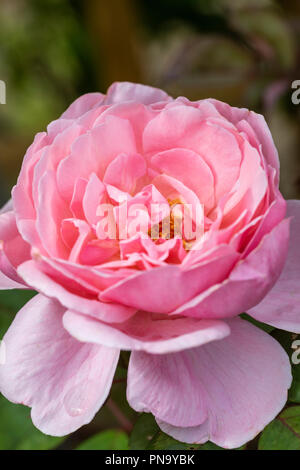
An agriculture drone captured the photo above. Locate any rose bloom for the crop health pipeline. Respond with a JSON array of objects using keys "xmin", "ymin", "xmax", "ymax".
[{"xmin": 0, "ymin": 82, "xmax": 299, "ymax": 448}]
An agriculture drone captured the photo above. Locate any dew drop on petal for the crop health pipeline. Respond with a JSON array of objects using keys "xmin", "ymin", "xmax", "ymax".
[{"xmin": 63, "ymin": 380, "xmax": 98, "ymax": 417}]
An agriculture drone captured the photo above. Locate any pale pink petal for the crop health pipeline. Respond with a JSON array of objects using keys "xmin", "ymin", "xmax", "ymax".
[
  {"xmin": 0, "ymin": 271, "xmax": 24, "ymax": 290},
  {"xmin": 63, "ymin": 310, "xmax": 230, "ymax": 354},
  {"xmin": 143, "ymin": 106, "xmax": 242, "ymax": 201},
  {"xmin": 106, "ymin": 82, "xmax": 171, "ymax": 105},
  {"xmin": 0, "ymin": 295, "xmax": 119, "ymax": 436},
  {"xmin": 127, "ymin": 318, "xmax": 291, "ymax": 448},
  {"xmin": 151, "ymin": 148, "xmax": 215, "ymax": 211},
  {"xmin": 57, "ymin": 116, "xmax": 137, "ymax": 200},
  {"xmin": 247, "ymin": 200, "xmax": 300, "ymax": 332},
  {"xmin": 61, "ymin": 92, "xmax": 105, "ymax": 119},
  {"xmin": 0, "ymin": 199, "xmax": 13, "ymax": 214}
]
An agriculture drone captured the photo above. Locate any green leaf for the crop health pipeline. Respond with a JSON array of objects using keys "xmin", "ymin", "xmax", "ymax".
[
  {"xmin": 259, "ymin": 406, "xmax": 300, "ymax": 450},
  {"xmin": 270, "ymin": 330, "xmax": 300, "ymax": 404},
  {"xmin": 76, "ymin": 430, "xmax": 129, "ymax": 450},
  {"xmin": 130, "ymin": 414, "xmax": 243, "ymax": 450},
  {"xmin": 129, "ymin": 413, "xmax": 159, "ymax": 450},
  {"xmin": 198, "ymin": 442, "xmax": 225, "ymax": 450},
  {"xmin": 0, "ymin": 290, "xmax": 36, "ymax": 337},
  {"xmin": 240, "ymin": 313, "xmax": 274, "ymax": 333},
  {"xmin": 0, "ymin": 394, "xmax": 63, "ymax": 450},
  {"xmin": 147, "ymin": 431, "xmax": 226, "ymax": 450}
]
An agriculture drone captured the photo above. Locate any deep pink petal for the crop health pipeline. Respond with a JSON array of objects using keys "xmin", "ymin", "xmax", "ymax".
[
  {"xmin": 143, "ymin": 106, "xmax": 242, "ymax": 201},
  {"xmin": 57, "ymin": 116, "xmax": 137, "ymax": 200},
  {"xmin": 105, "ymin": 81, "xmax": 171, "ymax": 105},
  {"xmin": 171, "ymin": 218, "xmax": 290, "ymax": 319}
]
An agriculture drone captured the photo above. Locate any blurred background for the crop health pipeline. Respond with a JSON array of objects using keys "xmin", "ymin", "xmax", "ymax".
[
  {"xmin": 0, "ymin": 0, "xmax": 300, "ymax": 450},
  {"xmin": 0, "ymin": 0, "xmax": 300, "ymax": 205}
]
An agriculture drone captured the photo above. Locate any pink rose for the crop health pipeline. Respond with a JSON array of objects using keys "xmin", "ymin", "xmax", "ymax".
[{"xmin": 0, "ymin": 82, "xmax": 299, "ymax": 447}]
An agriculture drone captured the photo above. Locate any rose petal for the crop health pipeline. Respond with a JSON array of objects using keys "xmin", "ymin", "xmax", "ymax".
[
  {"xmin": 0, "ymin": 211, "xmax": 30, "ymax": 288},
  {"xmin": 106, "ymin": 82, "xmax": 171, "ymax": 105},
  {"xmin": 17, "ymin": 259, "xmax": 136, "ymax": 323},
  {"xmin": 61, "ymin": 92, "xmax": 105, "ymax": 119},
  {"xmin": 127, "ymin": 318, "xmax": 291, "ymax": 448},
  {"xmin": 0, "ymin": 294, "xmax": 119, "ymax": 436},
  {"xmin": 247, "ymin": 200, "xmax": 300, "ymax": 332}
]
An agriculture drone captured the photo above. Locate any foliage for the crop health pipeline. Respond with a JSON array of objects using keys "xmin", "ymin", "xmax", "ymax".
[{"xmin": 76, "ymin": 430, "xmax": 129, "ymax": 450}]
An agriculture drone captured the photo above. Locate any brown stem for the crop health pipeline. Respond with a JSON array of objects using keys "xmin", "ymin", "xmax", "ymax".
[{"xmin": 106, "ymin": 398, "xmax": 133, "ymax": 434}]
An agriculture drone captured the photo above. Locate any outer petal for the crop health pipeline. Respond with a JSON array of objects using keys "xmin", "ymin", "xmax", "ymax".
[
  {"xmin": 171, "ymin": 218, "xmax": 290, "ymax": 319},
  {"xmin": 0, "ymin": 211, "xmax": 30, "ymax": 288},
  {"xmin": 0, "ymin": 295, "xmax": 119, "ymax": 436},
  {"xmin": 247, "ymin": 200, "xmax": 300, "ymax": 332},
  {"xmin": 105, "ymin": 82, "xmax": 171, "ymax": 105},
  {"xmin": 61, "ymin": 92, "xmax": 105, "ymax": 119},
  {"xmin": 17, "ymin": 259, "xmax": 136, "ymax": 323},
  {"xmin": 63, "ymin": 310, "xmax": 230, "ymax": 354},
  {"xmin": 0, "ymin": 199, "xmax": 13, "ymax": 214},
  {"xmin": 127, "ymin": 318, "xmax": 292, "ymax": 448}
]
